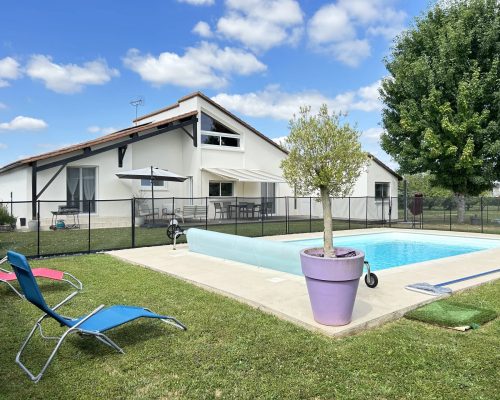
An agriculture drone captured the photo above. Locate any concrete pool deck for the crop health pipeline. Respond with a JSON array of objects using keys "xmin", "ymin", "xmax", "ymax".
[{"xmin": 108, "ymin": 228, "xmax": 500, "ymax": 337}]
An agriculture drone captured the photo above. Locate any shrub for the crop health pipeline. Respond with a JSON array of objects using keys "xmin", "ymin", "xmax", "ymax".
[{"xmin": 0, "ymin": 204, "xmax": 16, "ymax": 226}]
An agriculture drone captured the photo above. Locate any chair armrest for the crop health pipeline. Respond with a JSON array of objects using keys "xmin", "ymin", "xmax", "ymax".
[{"xmin": 51, "ymin": 291, "xmax": 79, "ymax": 311}]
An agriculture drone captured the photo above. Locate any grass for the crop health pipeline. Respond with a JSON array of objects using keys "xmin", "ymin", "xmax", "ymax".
[
  {"xmin": 1, "ymin": 254, "xmax": 499, "ymax": 399},
  {"xmin": 0, "ymin": 218, "xmax": 372, "ymax": 257},
  {"xmin": 405, "ymin": 301, "xmax": 497, "ymax": 328}
]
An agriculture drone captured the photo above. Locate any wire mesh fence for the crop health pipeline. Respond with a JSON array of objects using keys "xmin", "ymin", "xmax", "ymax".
[{"xmin": 1, "ymin": 195, "xmax": 500, "ymax": 257}]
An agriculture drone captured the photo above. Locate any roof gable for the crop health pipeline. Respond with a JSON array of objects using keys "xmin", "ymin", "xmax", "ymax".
[{"xmin": 135, "ymin": 91, "xmax": 288, "ymax": 155}]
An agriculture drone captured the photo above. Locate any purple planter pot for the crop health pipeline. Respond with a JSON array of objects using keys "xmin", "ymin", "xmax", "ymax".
[{"xmin": 300, "ymin": 247, "xmax": 365, "ymax": 326}]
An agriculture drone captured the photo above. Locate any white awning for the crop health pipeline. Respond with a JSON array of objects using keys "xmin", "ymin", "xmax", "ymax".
[{"xmin": 202, "ymin": 168, "xmax": 285, "ymax": 183}]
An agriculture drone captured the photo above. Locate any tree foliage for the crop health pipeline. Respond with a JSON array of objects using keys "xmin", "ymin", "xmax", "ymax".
[
  {"xmin": 401, "ymin": 173, "xmax": 453, "ymax": 197},
  {"xmin": 281, "ymin": 105, "xmax": 367, "ymax": 256},
  {"xmin": 380, "ymin": 0, "xmax": 500, "ymax": 199}
]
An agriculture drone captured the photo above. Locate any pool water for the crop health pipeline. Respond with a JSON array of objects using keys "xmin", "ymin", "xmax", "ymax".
[{"xmin": 286, "ymin": 232, "xmax": 500, "ymax": 272}]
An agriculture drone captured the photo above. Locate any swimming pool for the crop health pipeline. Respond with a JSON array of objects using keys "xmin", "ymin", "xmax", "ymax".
[
  {"xmin": 187, "ymin": 229, "xmax": 500, "ymax": 277},
  {"xmin": 286, "ymin": 232, "xmax": 500, "ymax": 272}
]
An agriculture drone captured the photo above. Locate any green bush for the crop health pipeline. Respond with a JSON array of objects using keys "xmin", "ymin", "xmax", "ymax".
[{"xmin": 0, "ymin": 204, "xmax": 16, "ymax": 226}]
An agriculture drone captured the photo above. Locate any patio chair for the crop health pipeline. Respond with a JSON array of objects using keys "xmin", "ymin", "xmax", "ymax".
[
  {"xmin": 6, "ymin": 250, "xmax": 187, "ymax": 383},
  {"xmin": 0, "ymin": 256, "xmax": 82, "ymax": 298},
  {"xmin": 138, "ymin": 203, "xmax": 159, "ymax": 222},
  {"xmin": 214, "ymin": 202, "xmax": 227, "ymax": 220}
]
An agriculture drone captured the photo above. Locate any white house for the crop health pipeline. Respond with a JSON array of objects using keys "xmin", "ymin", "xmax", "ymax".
[{"xmin": 0, "ymin": 92, "xmax": 401, "ymax": 229}]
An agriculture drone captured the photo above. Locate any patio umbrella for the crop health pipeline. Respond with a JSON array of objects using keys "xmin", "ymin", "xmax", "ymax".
[{"xmin": 116, "ymin": 166, "xmax": 187, "ymax": 225}]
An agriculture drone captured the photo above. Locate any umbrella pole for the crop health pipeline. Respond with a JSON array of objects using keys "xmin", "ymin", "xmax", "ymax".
[{"xmin": 151, "ymin": 166, "xmax": 155, "ymax": 225}]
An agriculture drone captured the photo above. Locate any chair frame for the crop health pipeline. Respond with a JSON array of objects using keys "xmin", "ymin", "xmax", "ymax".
[
  {"xmin": 0, "ymin": 256, "xmax": 82, "ymax": 298},
  {"xmin": 6, "ymin": 252, "xmax": 186, "ymax": 383}
]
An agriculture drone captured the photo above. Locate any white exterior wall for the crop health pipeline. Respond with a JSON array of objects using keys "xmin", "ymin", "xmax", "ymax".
[
  {"xmin": 0, "ymin": 93, "xmax": 401, "ymax": 227},
  {"xmin": 0, "ymin": 167, "xmax": 31, "ymax": 227}
]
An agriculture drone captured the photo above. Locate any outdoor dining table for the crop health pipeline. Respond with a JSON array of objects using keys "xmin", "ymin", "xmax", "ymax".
[{"xmin": 226, "ymin": 203, "xmax": 260, "ymax": 219}]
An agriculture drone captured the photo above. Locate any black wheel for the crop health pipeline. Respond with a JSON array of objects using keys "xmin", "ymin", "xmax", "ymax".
[
  {"xmin": 365, "ymin": 273, "xmax": 378, "ymax": 288},
  {"xmin": 166, "ymin": 224, "xmax": 178, "ymax": 240}
]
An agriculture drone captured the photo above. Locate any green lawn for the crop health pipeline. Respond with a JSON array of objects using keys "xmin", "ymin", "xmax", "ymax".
[
  {"xmin": 1, "ymin": 254, "xmax": 498, "ymax": 399},
  {"xmin": 0, "ymin": 218, "xmax": 373, "ymax": 257}
]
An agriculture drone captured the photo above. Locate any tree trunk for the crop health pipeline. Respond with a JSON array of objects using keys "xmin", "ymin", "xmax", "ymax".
[
  {"xmin": 320, "ymin": 187, "xmax": 335, "ymax": 258},
  {"xmin": 456, "ymin": 194, "xmax": 466, "ymax": 224}
]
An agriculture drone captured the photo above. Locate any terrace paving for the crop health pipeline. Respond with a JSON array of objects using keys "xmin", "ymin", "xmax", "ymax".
[{"xmin": 108, "ymin": 228, "xmax": 500, "ymax": 337}]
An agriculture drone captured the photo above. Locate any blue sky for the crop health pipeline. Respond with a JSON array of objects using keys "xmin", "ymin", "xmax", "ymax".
[{"xmin": 0, "ymin": 0, "xmax": 427, "ymax": 168}]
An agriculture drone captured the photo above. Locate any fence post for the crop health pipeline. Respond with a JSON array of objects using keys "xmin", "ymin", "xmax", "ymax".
[
  {"xmin": 37, "ymin": 200, "xmax": 40, "ymax": 257},
  {"xmin": 449, "ymin": 199, "xmax": 452, "ymax": 231},
  {"xmin": 309, "ymin": 197, "xmax": 312, "ymax": 232},
  {"xmin": 285, "ymin": 197, "xmax": 289, "ymax": 234},
  {"xmin": 348, "ymin": 197, "xmax": 351, "ymax": 230},
  {"xmin": 261, "ymin": 198, "xmax": 264, "ymax": 237},
  {"xmin": 481, "ymin": 197, "xmax": 484, "ymax": 233},
  {"xmin": 421, "ymin": 201, "xmax": 424, "ymax": 229},
  {"xmin": 10, "ymin": 191, "xmax": 13, "ymax": 217},
  {"xmin": 365, "ymin": 197, "xmax": 368, "ymax": 228},
  {"xmin": 382, "ymin": 196, "xmax": 385, "ymax": 227},
  {"xmin": 131, "ymin": 198, "xmax": 136, "ymax": 248},
  {"xmin": 235, "ymin": 196, "xmax": 238, "ymax": 235},
  {"xmin": 389, "ymin": 197, "xmax": 392, "ymax": 227},
  {"xmin": 88, "ymin": 200, "xmax": 91, "ymax": 253},
  {"xmin": 205, "ymin": 197, "xmax": 208, "ymax": 231}
]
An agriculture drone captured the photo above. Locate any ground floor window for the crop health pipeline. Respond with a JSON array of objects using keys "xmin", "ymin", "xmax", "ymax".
[
  {"xmin": 375, "ymin": 182, "xmax": 390, "ymax": 199},
  {"xmin": 67, "ymin": 167, "xmax": 96, "ymax": 212},
  {"xmin": 140, "ymin": 178, "xmax": 166, "ymax": 188},
  {"xmin": 209, "ymin": 181, "xmax": 234, "ymax": 197}
]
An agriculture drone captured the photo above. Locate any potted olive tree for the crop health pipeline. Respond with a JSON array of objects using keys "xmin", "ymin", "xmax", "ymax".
[{"xmin": 281, "ymin": 105, "xmax": 367, "ymax": 326}]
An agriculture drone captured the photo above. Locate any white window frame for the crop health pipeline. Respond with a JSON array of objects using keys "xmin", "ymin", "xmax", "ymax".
[
  {"xmin": 375, "ymin": 182, "xmax": 390, "ymax": 200},
  {"xmin": 66, "ymin": 166, "xmax": 98, "ymax": 214},
  {"xmin": 200, "ymin": 111, "xmax": 242, "ymax": 149},
  {"xmin": 201, "ymin": 131, "xmax": 241, "ymax": 148},
  {"xmin": 140, "ymin": 179, "xmax": 167, "ymax": 190},
  {"xmin": 209, "ymin": 181, "xmax": 234, "ymax": 197}
]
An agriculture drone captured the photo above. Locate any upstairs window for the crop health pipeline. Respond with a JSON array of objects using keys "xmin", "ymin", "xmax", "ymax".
[{"xmin": 201, "ymin": 112, "xmax": 240, "ymax": 148}]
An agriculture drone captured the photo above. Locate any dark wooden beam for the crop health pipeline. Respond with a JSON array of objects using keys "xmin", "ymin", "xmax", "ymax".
[
  {"xmin": 36, "ymin": 117, "xmax": 197, "ymax": 172},
  {"xmin": 181, "ymin": 127, "xmax": 193, "ymax": 140},
  {"xmin": 192, "ymin": 119, "xmax": 197, "ymax": 147},
  {"xmin": 118, "ymin": 145, "xmax": 127, "ymax": 168},
  {"xmin": 36, "ymin": 164, "xmax": 65, "ymax": 200},
  {"xmin": 31, "ymin": 163, "xmax": 37, "ymax": 219}
]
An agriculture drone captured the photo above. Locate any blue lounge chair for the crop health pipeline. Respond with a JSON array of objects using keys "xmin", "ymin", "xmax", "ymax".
[{"xmin": 7, "ymin": 250, "xmax": 186, "ymax": 383}]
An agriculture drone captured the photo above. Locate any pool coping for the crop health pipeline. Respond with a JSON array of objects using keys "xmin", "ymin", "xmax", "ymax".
[{"xmin": 108, "ymin": 228, "xmax": 500, "ymax": 337}]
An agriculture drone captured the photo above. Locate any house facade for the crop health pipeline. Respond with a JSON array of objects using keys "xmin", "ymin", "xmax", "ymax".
[{"xmin": 0, "ymin": 92, "xmax": 401, "ymax": 229}]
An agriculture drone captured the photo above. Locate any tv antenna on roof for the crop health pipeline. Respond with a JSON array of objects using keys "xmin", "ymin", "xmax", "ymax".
[{"xmin": 130, "ymin": 96, "xmax": 145, "ymax": 125}]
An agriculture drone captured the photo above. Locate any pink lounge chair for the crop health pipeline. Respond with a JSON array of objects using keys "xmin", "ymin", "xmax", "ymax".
[{"xmin": 0, "ymin": 257, "xmax": 82, "ymax": 298}]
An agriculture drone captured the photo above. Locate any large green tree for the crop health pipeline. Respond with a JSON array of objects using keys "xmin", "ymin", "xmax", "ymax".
[{"xmin": 380, "ymin": 0, "xmax": 499, "ymax": 222}]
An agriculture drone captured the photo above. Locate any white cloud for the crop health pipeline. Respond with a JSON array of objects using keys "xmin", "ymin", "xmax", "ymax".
[
  {"xmin": 352, "ymin": 80, "xmax": 381, "ymax": 111},
  {"xmin": 272, "ymin": 136, "xmax": 288, "ymax": 146},
  {"xmin": 0, "ymin": 143, "xmax": 7, "ymax": 149},
  {"xmin": 362, "ymin": 127, "xmax": 384, "ymax": 141},
  {"xmin": 178, "ymin": 0, "xmax": 214, "ymax": 5},
  {"xmin": 26, "ymin": 55, "xmax": 119, "ymax": 94},
  {"xmin": 0, "ymin": 57, "xmax": 22, "ymax": 87},
  {"xmin": 212, "ymin": 81, "xmax": 382, "ymax": 121},
  {"xmin": 0, "ymin": 116, "xmax": 48, "ymax": 131},
  {"xmin": 308, "ymin": 0, "xmax": 407, "ymax": 66},
  {"xmin": 331, "ymin": 39, "xmax": 371, "ymax": 67},
  {"xmin": 308, "ymin": 4, "xmax": 354, "ymax": 44},
  {"xmin": 0, "ymin": 102, "xmax": 7, "ymax": 110},
  {"xmin": 193, "ymin": 21, "xmax": 213, "ymax": 38},
  {"xmin": 216, "ymin": 0, "xmax": 304, "ymax": 51},
  {"xmin": 123, "ymin": 42, "xmax": 266, "ymax": 89},
  {"xmin": 87, "ymin": 125, "xmax": 116, "ymax": 135}
]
